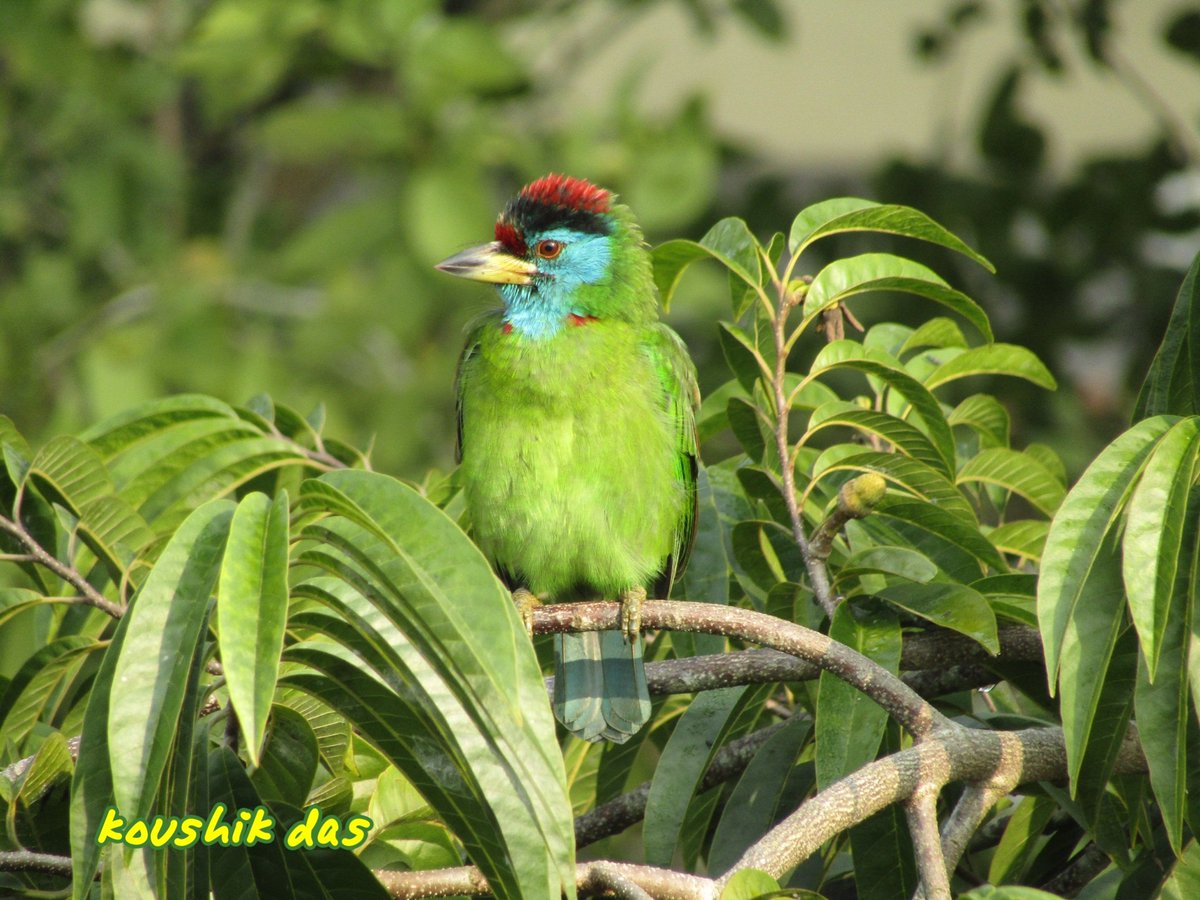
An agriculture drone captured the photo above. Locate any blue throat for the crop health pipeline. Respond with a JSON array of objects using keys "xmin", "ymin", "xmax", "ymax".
[{"xmin": 499, "ymin": 228, "xmax": 612, "ymax": 339}]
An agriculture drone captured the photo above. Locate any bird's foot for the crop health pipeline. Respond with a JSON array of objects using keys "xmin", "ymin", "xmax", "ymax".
[
  {"xmin": 512, "ymin": 588, "xmax": 542, "ymax": 638},
  {"xmin": 618, "ymin": 586, "xmax": 647, "ymax": 644}
]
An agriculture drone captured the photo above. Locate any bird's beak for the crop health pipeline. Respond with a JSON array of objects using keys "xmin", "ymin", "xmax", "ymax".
[{"xmin": 435, "ymin": 242, "xmax": 537, "ymax": 285}]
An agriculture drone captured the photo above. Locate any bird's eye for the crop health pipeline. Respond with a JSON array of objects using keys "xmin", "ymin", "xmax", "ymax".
[{"xmin": 535, "ymin": 239, "xmax": 564, "ymax": 259}]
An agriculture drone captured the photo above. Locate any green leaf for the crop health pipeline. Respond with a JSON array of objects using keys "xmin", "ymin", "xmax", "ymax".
[
  {"xmin": 25, "ymin": 435, "xmax": 114, "ymax": 512},
  {"xmin": 70, "ymin": 595, "xmax": 135, "ymax": 898},
  {"xmin": 949, "ymin": 394, "xmax": 1011, "ymax": 449},
  {"xmin": 802, "ymin": 253, "xmax": 992, "ymax": 340},
  {"xmin": 813, "ymin": 450, "xmax": 975, "ymax": 523},
  {"xmin": 807, "ymin": 401, "xmax": 948, "ymax": 474},
  {"xmin": 878, "ymin": 582, "xmax": 999, "ymax": 654},
  {"xmin": 719, "ymin": 868, "xmax": 784, "ymax": 899},
  {"xmin": 987, "ymin": 520, "xmax": 1049, "ymax": 561},
  {"xmin": 809, "ymin": 341, "xmax": 956, "ymax": 472},
  {"xmin": 217, "ymin": 491, "xmax": 290, "ymax": 765},
  {"xmin": 1135, "ymin": 583, "xmax": 1191, "ymax": 853},
  {"xmin": 1162, "ymin": 840, "xmax": 1200, "ymax": 900},
  {"xmin": 653, "ymin": 217, "xmax": 761, "ymax": 311},
  {"xmin": 987, "ymin": 794, "xmax": 1056, "ymax": 884},
  {"xmin": 250, "ymin": 705, "xmax": 319, "ymax": 808},
  {"xmin": 816, "ymin": 603, "xmax": 901, "ymax": 788},
  {"xmin": 1039, "ymin": 416, "xmax": 1174, "ymax": 688},
  {"xmin": 295, "ymin": 470, "xmax": 574, "ymax": 899},
  {"xmin": 719, "ymin": 322, "xmax": 769, "ymax": 393},
  {"xmin": 709, "ymin": 717, "xmax": 811, "ymax": 875},
  {"xmin": 81, "ymin": 394, "xmax": 239, "ymax": 458},
  {"xmin": 836, "ymin": 546, "xmax": 938, "ymax": 586},
  {"xmin": 851, "ymin": 795, "xmax": 917, "ymax": 900},
  {"xmin": 728, "ymin": 396, "xmax": 768, "ymax": 463},
  {"xmin": 788, "ymin": 198, "xmax": 993, "ymax": 270},
  {"xmin": 108, "ymin": 499, "xmax": 234, "ymax": 820},
  {"xmin": 1123, "ymin": 418, "xmax": 1200, "ymax": 679},
  {"xmin": 960, "ymin": 886, "xmax": 1064, "ymax": 899},
  {"xmin": 871, "ymin": 498, "xmax": 1006, "ymax": 575},
  {"xmin": 956, "ymin": 448, "xmax": 1066, "ymax": 518},
  {"xmin": 1135, "ymin": 250, "xmax": 1200, "ymax": 419},
  {"xmin": 924, "ymin": 344, "xmax": 1057, "ymax": 392},
  {"xmin": 899, "ymin": 317, "xmax": 969, "ymax": 356},
  {"xmin": 644, "ymin": 686, "xmax": 748, "ymax": 866},
  {"xmin": 0, "ymin": 636, "xmax": 100, "ymax": 752}
]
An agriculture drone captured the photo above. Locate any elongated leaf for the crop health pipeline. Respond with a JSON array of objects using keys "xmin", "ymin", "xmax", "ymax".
[
  {"xmin": 81, "ymin": 394, "xmax": 241, "ymax": 456},
  {"xmin": 788, "ymin": 198, "xmax": 993, "ymax": 270},
  {"xmin": 900, "ymin": 317, "xmax": 969, "ymax": 356},
  {"xmin": 1135, "ymin": 249, "xmax": 1200, "ymax": 420},
  {"xmin": 718, "ymin": 322, "xmax": 770, "ymax": 393},
  {"xmin": 709, "ymin": 717, "xmax": 811, "ymax": 874},
  {"xmin": 807, "ymin": 401, "xmax": 947, "ymax": 474},
  {"xmin": 813, "ymin": 449, "xmax": 975, "ymax": 523},
  {"xmin": 925, "ymin": 344, "xmax": 1056, "ymax": 391},
  {"xmin": 0, "ymin": 636, "xmax": 100, "ymax": 751},
  {"xmin": 1162, "ymin": 839, "xmax": 1200, "ymax": 899},
  {"xmin": 1069, "ymin": 625, "xmax": 1138, "ymax": 814},
  {"xmin": 296, "ymin": 470, "xmax": 574, "ymax": 899},
  {"xmin": 720, "ymin": 869, "xmax": 785, "ymax": 899},
  {"xmin": 1124, "ymin": 418, "xmax": 1200, "ymax": 679},
  {"xmin": 75, "ymin": 493, "xmax": 153, "ymax": 580},
  {"xmin": 1135, "ymin": 571, "xmax": 1191, "ymax": 853},
  {"xmin": 1039, "ymin": 416, "xmax": 1174, "ymax": 687},
  {"xmin": 802, "ymin": 253, "xmax": 992, "ymax": 340},
  {"xmin": 816, "ymin": 603, "xmax": 901, "ymax": 788},
  {"xmin": 25, "ymin": 436, "xmax": 113, "ymax": 512},
  {"xmin": 108, "ymin": 499, "xmax": 234, "ymax": 820},
  {"xmin": 836, "ymin": 546, "xmax": 938, "ymax": 586},
  {"xmin": 873, "ymin": 498, "xmax": 1007, "ymax": 573},
  {"xmin": 70, "ymin": 597, "xmax": 135, "ymax": 898},
  {"xmin": 879, "ymin": 582, "xmax": 999, "ymax": 653},
  {"xmin": 250, "ymin": 704, "xmax": 319, "ymax": 807},
  {"xmin": 644, "ymin": 686, "xmax": 748, "ymax": 866},
  {"xmin": 653, "ymin": 217, "xmax": 761, "ymax": 310},
  {"xmin": 810, "ymin": 341, "xmax": 955, "ymax": 472},
  {"xmin": 988, "ymin": 794, "xmax": 1057, "ymax": 884},
  {"xmin": 949, "ymin": 394, "xmax": 1011, "ymax": 449},
  {"xmin": 218, "ymin": 491, "xmax": 290, "ymax": 764},
  {"xmin": 987, "ymin": 520, "xmax": 1050, "ymax": 561},
  {"xmin": 957, "ymin": 448, "xmax": 1066, "ymax": 518}
]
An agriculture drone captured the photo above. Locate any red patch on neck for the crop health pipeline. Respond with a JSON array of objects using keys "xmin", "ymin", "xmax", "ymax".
[
  {"xmin": 494, "ymin": 221, "xmax": 526, "ymax": 256},
  {"xmin": 501, "ymin": 322, "xmax": 513, "ymax": 334},
  {"xmin": 519, "ymin": 174, "xmax": 611, "ymax": 214},
  {"xmin": 567, "ymin": 314, "xmax": 598, "ymax": 327}
]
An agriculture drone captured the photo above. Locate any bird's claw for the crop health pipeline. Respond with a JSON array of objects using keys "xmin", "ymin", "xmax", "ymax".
[
  {"xmin": 618, "ymin": 586, "xmax": 646, "ymax": 644},
  {"xmin": 512, "ymin": 588, "xmax": 542, "ymax": 638}
]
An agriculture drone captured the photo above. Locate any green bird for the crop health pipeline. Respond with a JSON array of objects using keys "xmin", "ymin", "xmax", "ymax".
[{"xmin": 435, "ymin": 174, "xmax": 699, "ymax": 743}]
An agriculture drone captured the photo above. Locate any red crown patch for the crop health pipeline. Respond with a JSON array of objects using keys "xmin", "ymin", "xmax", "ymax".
[{"xmin": 518, "ymin": 174, "xmax": 611, "ymax": 214}]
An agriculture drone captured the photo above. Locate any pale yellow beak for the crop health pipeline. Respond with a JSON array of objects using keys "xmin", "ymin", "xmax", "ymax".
[{"xmin": 435, "ymin": 242, "xmax": 537, "ymax": 286}]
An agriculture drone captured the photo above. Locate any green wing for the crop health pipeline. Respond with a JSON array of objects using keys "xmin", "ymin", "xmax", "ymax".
[
  {"xmin": 641, "ymin": 323, "xmax": 701, "ymax": 594},
  {"xmin": 453, "ymin": 312, "xmax": 501, "ymax": 464}
]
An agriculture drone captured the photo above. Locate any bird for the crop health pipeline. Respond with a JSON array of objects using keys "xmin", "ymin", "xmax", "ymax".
[{"xmin": 435, "ymin": 173, "xmax": 699, "ymax": 743}]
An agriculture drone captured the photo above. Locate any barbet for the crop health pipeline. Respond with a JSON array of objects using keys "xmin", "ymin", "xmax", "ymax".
[{"xmin": 435, "ymin": 174, "xmax": 699, "ymax": 743}]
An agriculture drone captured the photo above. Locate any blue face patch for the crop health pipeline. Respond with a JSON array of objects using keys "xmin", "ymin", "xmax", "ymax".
[{"xmin": 498, "ymin": 227, "xmax": 612, "ymax": 339}]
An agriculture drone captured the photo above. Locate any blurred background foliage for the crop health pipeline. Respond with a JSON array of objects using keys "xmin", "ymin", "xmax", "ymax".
[{"xmin": 2, "ymin": 0, "xmax": 1199, "ymax": 477}]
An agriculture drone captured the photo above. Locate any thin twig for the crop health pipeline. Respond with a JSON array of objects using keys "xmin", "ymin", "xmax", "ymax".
[
  {"xmin": 0, "ymin": 515, "xmax": 124, "ymax": 618},
  {"xmin": 0, "ymin": 849, "xmax": 73, "ymax": 877}
]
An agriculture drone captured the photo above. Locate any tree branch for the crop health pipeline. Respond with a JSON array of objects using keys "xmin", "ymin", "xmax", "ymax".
[
  {"xmin": 716, "ymin": 725, "xmax": 1145, "ymax": 887},
  {"xmin": 0, "ymin": 515, "xmax": 124, "ymax": 618},
  {"xmin": 0, "ymin": 849, "xmax": 73, "ymax": 876},
  {"xmin": 907, "ymin": 784, "xmax": 952, "ymax": 900},
  {"xmin": 534, "ymin": 600, "xmax": 950, "ymax": 737}
]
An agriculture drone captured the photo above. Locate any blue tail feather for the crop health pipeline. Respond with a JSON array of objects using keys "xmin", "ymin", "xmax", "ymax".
[{"xmin": 554, "ymin": 631, "xmax": 650, "ymax": 743}]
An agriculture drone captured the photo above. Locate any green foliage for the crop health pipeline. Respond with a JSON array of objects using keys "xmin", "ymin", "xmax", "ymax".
[{"xmin": 0, "ymin": 184, "xmax": 1108, "ymax": 899}]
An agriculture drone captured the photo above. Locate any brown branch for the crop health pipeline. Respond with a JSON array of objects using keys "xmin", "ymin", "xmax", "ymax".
[
  {"xmin": 534, "ymin": 600, "xmax": 949, "ymax": 737},
  {"xmin": 906, "ymin": 784, "xmax": 952, "ymax": 900},
  {"xmin": 716, "ymin": 725, "xmax": 1145, "ymax": 887},
  {"xmin": 0, "ymin": 849, "xmax": 73, "ymax": 876},
  {"xmin": 376, "ymin": 862, "xmax": 717, "ymax": 900},
  {"xmin": 0, "ymin": 515, "xmax": 124, "ymax": 618}
]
